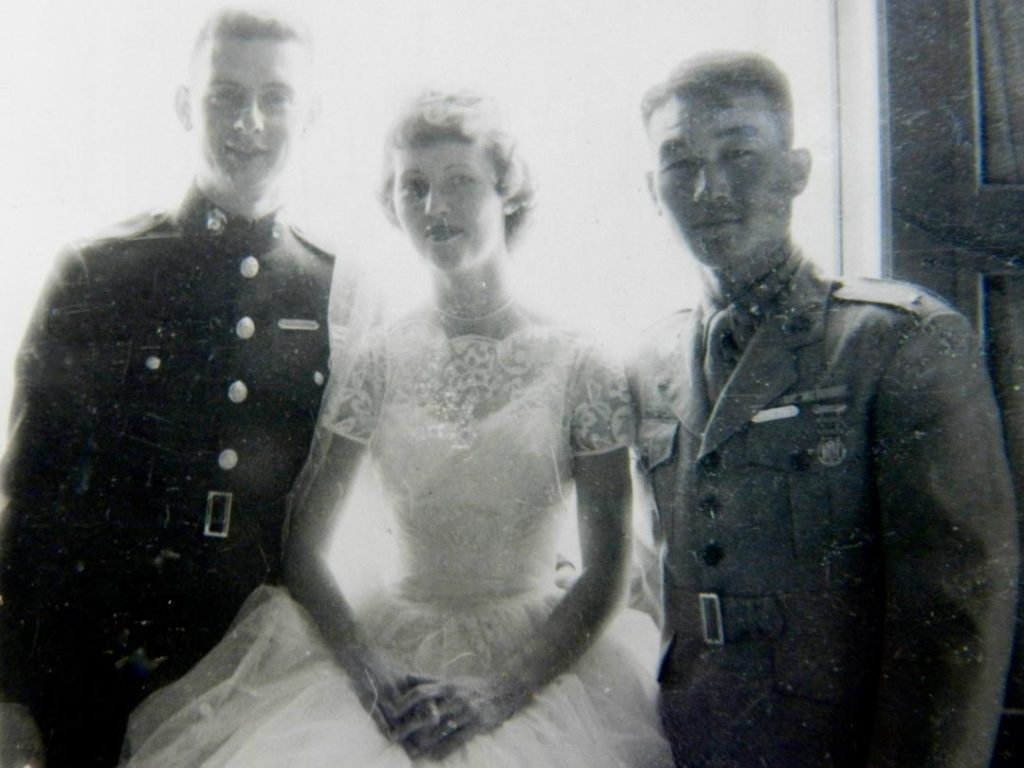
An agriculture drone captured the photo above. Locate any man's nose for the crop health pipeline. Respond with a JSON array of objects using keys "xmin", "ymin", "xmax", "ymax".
[
  {"xmin": 424, "ymin": 189, "xmax": 450, "ymax": 216},
  {"xmin": 693, "ymin": 164, "xmax": 728, "ymax": 202},
  {"xmin": 233, "ymin": 98, "xmax": 265, "ymax": 133}
]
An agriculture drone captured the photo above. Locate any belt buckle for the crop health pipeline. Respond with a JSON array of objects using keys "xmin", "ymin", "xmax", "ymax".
[
  {"xmin": 203, "ymin": 491, "xmax": 233, "ymax": 538},
  {"xmin": 699, "ymin": 592, "xmax": 724, "ymax": 645}
]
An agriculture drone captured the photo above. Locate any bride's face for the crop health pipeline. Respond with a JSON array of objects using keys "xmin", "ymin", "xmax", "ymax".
[{"xmin": 391, "ymin": 139, "xmax": 508, "ymax": 273}]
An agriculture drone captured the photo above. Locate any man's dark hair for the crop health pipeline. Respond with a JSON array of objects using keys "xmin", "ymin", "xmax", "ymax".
[
  {"xmin": 191, "ymin": 5, "xmax": 312, "ymax": 60},
  {"xmin": 641, "ymin": 51, "xmax": 794, "ymax": 146}
]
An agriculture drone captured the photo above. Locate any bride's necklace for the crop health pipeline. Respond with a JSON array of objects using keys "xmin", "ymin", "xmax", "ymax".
[{"xmin": 434, "ymin": 297, "xmax": 515, "ymax": 323}]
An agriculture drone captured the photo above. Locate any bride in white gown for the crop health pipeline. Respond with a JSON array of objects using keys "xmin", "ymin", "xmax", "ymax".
[{"xmin": 121, "ymin": 91, "xmax": 672, "ymax": 767}]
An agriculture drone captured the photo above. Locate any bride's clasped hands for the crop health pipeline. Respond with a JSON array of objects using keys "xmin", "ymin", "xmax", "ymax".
[
  {"xmin": 347, "ymin": 647, "xmax": 522, "ymax": 761},
  {"xmin": 387, "ymin": 674, "xmax": 523, "ymax": 760}
]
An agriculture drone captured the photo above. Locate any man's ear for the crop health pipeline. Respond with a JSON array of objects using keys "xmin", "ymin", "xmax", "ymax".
[
  {"xmin": 381, "ymin": 190, "xmax": 400, "ymax": 229},
  {"xmin": 646, "ymin": 170, "xmax": 660, "ymax": 210},
  {"xmin": 175, "ymin": 86, "xmax": 192, "ymax": 131},
  {"xmin": 303, "ymin": 93, "xmax": 322, "ymax": 135},
  {"xmin": 786, "ymin": 148, "xmax": 812, "ymax": 196}
]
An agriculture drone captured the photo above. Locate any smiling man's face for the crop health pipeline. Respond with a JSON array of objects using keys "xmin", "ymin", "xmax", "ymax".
[
  {"xmin": 647, "ymin": 87, "xmax": 808, "ymax": 277},
  {"xmin": 179, "ymin": 35, "xmax": 312, "ymax": 215}
]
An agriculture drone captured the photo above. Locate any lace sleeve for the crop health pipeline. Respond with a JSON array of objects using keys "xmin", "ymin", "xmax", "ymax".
[
  {"xmin": 568, "ymin": 342, "xmax": 636, "ymax": 456},
  {"xmin": 319, "ymin": 334, "xmax": 386, "ymax": 443}
]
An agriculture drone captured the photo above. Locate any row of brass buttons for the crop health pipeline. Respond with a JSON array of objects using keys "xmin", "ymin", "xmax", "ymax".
[
  {"xmin": 219, "ymin": 255, "xmax": 260, "ymax": 470},
  {"xmin": 699, "ymin": 451, "xmax": 723, "ymax": 566}
]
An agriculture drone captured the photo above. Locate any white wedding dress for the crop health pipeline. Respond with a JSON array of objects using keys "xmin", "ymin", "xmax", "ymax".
[{"xmin": 122, "ymin": 315, "xmax": 672, "ymax": 767}]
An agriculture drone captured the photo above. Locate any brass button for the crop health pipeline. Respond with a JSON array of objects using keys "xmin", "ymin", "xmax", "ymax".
[
  {"xmin": 703, "ymin": 543, "xmax": 725, "ymax": 566},
  {"xmin": 235, "ymin": 317, "xmax": 256, "ymax": 339},
  {"xmin": 227, "ymin": 380, "xmax": 248, "ymax": 403},
  {"xmin": 218, "ymin": 449, "xmax": 238, "ymax": 471},
  {"xmin": 699, "ymin": 452, "xmax": 721, "ymax": 472},
  {"xmin": 144, "ymin": 355, "xmax": 161, "ymax": 371},
  {"xmin": 240, "ymin": 256, "xmax": 260, "ymax": 278}
]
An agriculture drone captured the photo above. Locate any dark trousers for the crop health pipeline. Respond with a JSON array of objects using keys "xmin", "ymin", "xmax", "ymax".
[
  {"xmin": 21, "ymin": 600, "xmax": 232, "ymax": 767},
  {"xmin": 30, "ymin": 655, "xmax": 143, "ymax": 767},
  {"xmin": 658, "ymin": 643, "xmax": 866, "ymax": 768}
]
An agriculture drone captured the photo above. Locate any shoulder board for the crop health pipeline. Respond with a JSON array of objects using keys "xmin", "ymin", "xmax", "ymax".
[
  {"xmin": 290, "ymin": 223, "xmax": 337, "ymax": 262},
  {"xmin": 832, "ymin": 276, "xmax": 951, "ymax": 316},
  {"xmin": 80, "ymin": 210, "xmax": 175, "ymax": 247},
  {"xmin": 634, "ymin": 307, "xmax": 696, "ymax": 365},
  {"xmin": 643, "ymin": 307, "xmax": 696, "ymax": 338}
]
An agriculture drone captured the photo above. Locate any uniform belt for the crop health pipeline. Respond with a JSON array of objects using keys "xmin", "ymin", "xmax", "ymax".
[
  {"xmin": 203, "ymin": 491, "xmax": 233, "ymax": 538},
  {"xmin": 697, "ymin": 593, "xmax": 785, "ymax": 645},
  {"xmin": 68, "ymin": 485, "xmax": 240, "ymax": 540}
]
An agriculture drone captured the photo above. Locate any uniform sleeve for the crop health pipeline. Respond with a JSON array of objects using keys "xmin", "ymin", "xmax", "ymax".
[
  {"xmin": 0, "ymin": 246, "xmax": 93, "ymax": 702},
  {"xmin": 870, "ymin": 309, "xmax": 1019, "ymax": 767},
  {"xmin": 568, "ymin": 343, "xmax": 636, "ymax": 456},
  {"xmin": 326, "ymin": 249, "xmax": 385, "ymax": 382},
  {"xmin": 318, "ymin": 333, "xmax": 387, "ymax": 444}
]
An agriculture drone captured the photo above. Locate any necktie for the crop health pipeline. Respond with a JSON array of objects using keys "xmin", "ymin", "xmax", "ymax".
[{"xmin": 703, "ymin": 305, "xmax": 756, "ymax": 403}]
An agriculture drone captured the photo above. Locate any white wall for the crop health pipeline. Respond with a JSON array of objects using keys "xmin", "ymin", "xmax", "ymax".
[{"xmin": 836, "ymin": 0, "xmax": 883, "ymax": 279}]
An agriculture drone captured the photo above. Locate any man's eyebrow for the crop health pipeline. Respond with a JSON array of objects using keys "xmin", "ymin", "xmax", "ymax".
[
  {"xmin": 659, "ymin": 138, "xmax": 689, "ymax": 155},
  {"xmin": 714, "ymin": 124, "xmax": 760, "ymax": 139}
]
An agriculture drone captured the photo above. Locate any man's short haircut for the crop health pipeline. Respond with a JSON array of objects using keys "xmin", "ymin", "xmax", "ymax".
[
  {"xmin": 191, "ymin": 5, "xmax": 312, "ymax": 61},
  {"xmin": 641, "ymin": 51, "xmax": 794, "ymax": 146}
]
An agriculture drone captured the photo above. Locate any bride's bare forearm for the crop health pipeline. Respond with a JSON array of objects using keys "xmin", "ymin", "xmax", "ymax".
[
  {"xmin": 285, "ymin": 553, "xmax": 371, "ymax": 671},
  {"xmin": 283, "ymin": 433, "xmax": 374, "ymax": 674},
  {"xmin": 500, "ymin": 551, "xmax": 627, "ymax": 703},
  {"xmin": 495, "ymin": 448, "xmax": 631, "ymax": 708}
]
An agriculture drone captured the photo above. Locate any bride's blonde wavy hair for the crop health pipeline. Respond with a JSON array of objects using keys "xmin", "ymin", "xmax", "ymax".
[{"xmin": 378, "ymin": 90, "xmax": 535, "ymax": 245}]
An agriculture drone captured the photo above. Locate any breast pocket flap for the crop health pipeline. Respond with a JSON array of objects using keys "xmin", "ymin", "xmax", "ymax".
[{"xmin": 638, "ymin": 418, "xmax": 679, "ymax": 472}]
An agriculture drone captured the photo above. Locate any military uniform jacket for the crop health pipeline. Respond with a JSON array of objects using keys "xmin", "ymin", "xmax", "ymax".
[
  {"xmin": 631, "ymin": 257, "xmax": 1018, "ymax": 767},
  {"xmin": 0, "ymin": 188, "xmax": 363, "ymax": 759}
]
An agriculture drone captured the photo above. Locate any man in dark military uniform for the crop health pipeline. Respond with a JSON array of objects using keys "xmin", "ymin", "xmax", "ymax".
[
  {"xmin": 0, "ymin": 8, "xmax": 371, "ymax": 766},
  {"xmin": 632, "ymin": 52, "xmax": 1019, "ymax": 767}
]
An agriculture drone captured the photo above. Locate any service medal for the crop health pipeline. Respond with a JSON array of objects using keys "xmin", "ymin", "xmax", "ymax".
[{"xmin": 816, "ymin": 436, "xmax": 847, "ymax": 467}]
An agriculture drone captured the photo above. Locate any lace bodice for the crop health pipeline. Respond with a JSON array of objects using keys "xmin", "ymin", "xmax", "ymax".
[{"xmin": 322, "ymin": 316, "xmax": 634, "ymax": 600}]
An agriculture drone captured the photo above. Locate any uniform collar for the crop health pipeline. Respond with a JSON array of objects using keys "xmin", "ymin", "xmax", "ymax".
[
  {"xmin": 697, "ymin": 254, "xmax": 832, "ymax": 458},
  {"xmin": 703, "ymin": 243, "xmax": 803, "ymax": 321},
  {"xmin": 176, "ymin": 185, "xmax": 283, "ymax": 255}
]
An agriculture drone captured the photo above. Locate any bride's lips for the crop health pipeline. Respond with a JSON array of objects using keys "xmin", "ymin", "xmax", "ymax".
[
  {"xmin": 425, "ymin": 222, "xmax": 463, "ymax": 242},
  {"xmin": 224, "ymin": 144, "xmax": 268, "ymax": 161}
]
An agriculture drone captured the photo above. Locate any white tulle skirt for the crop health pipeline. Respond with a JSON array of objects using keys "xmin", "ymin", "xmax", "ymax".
[{"xmin": 121, "ymin": 585, "xmax": 672, "ymax": 767}]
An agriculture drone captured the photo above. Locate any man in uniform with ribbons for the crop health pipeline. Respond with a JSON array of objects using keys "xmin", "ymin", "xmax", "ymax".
[{"xmin": 632, "ymin": 51, "xmax": 1018, "ymax": 767}]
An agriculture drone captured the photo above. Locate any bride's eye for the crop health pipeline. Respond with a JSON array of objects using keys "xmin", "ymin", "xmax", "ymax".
[
  {"xmin": 400, "ymin": 178, "xmax": 429, "ymax": 201},
  {"xmin": 446, "ymin": 174, "xmax": 477, "ymax": 191}
]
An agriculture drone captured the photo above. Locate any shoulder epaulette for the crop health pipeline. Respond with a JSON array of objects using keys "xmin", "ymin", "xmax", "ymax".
[
  {"xmin": 643, "ymin": 307, "xmax": 695, "ymax": 337},
  {"xmin": 80, "ymin": 210, "xmax": 175, "ymax": 247},
  {"xmin": 290, "ymin": 223, "xmax": 337, "ymax": 262},
  {"xmin": 832, "ymin": 276, "xmax": 952, "ymax": 316},
  {"xmin": 634, "ymin": 307, "xmax": 696, "ymax": 363}
]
